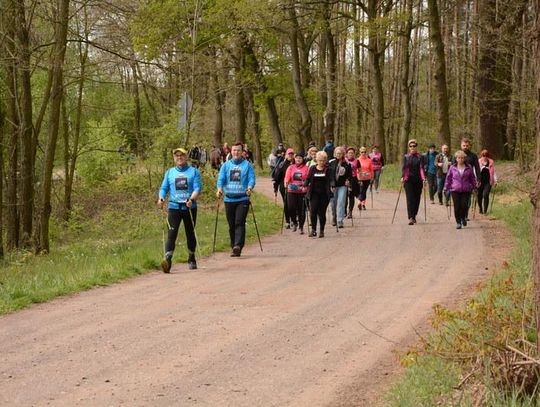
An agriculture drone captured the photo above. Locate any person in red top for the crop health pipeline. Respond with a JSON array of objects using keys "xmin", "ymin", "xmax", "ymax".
[
  {"xmin": 345, "ymin": 147, "xmax": 360, "ymax": 218},
  {"xmin": 357, "ymin": 147, "xmax": 374, "ymax": 210},
  {"xmin": 477, "ymin": 149, "xmax": 496, "ymax": 214},
  {"xmin": 284, "ymin": 152, "xmax": 310, "ymax": 234}
]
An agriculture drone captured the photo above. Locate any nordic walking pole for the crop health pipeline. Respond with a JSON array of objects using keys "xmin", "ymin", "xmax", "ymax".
[
  {"xmin": 472, "ymin": 192, "xmax": 477, "ymax": 219},
  {"xmin": 212, "ymin": 198, "xmax": 220, "ymax": 253},
  {"xmin": 423, "ymin": 181, "xmax": 427, "ymax": 222},
  {"xmin": 489, "ymin": 184, "xmax": 496, "ymax": 214},
  {"xmin": 250, "ymin": 200, "xmax": 263, "ymax": 252},
  {"xmin": 391, "ymin": 183, "xmax": 403, "ymax": 224},
  {"xmin": 187, "ymin": 206, "xmax": 202, "ymax": 259},
  {"xmin": 370, "ymin": 183, "xmax": 374, "ymax": 209}
]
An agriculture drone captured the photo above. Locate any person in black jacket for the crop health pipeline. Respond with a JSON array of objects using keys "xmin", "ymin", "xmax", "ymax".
[
  {"xmin": 272, "ymin": 148, "xmax": 294, "ymax": 229},
  {"xmin": 401, "ymin": 139, "xmax": 426, "ymax": 225},
  {"xmin": 328, "ymin": 147, "xmax": 352, "ymax": 228},
  {"xmin": 304, "ymin": 151, "xmax": 335, "ymax": 238}
]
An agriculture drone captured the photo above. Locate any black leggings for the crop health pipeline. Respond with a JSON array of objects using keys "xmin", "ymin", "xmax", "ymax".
[
  {"xmin": 309, "ymin": 192, "xmax": 330, "ymax": 232},
  {"xmin": 452, "ymin": 191, "xmax": 471, "ymax": 224},
  {"xmin": 358, "ymin": 179, "xmax": 371, "ymax": 202},
  {"xmin": 166, "ymin": 208, "xmax": 197, "ymax": 254},
  {"xmin": 287, "ymin": 192, "xmax": 306, "ymax": 228},
  {"xmin": 225, "ymin": 200, "xmax": 250, "ymax": 248},
  {"xmin": 404, "ymin": 180, "xmax": 423, "ymax": 220},
  {"xmin": 477, "ymin": 182, "xmax": 492, "ymax": 213}
]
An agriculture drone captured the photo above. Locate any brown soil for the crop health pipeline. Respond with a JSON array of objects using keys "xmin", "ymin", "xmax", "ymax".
[{"xmin": 0, "ymin": 178, "xmax": 511, "ymax": 406}]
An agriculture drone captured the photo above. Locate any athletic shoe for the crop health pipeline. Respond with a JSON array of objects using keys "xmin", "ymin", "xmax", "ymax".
[
  {"xmin": 439, "ymin": 201, "xmax": 443, "ymax": 205},
  {"xmin": 299, "ymin": 228, "xmax": 304, "ymax": 235},
  {"xmin": 412, "ymin": 217, "xmax": 417, "ymax": 224},
  {"xmin": 310, "ymin": 230, "xmax": 317, "ymax": 237},
  {"xmin": 161, "ymin": 253, "xmax": 172, "ymax": 273},
  {"xmin": 231, "ymin": 246, "xmax": 241, "ymax": 257},
  {"xmin": 285, "ymin": 223, "xmax": 291, "ymax": 229},
  {"xmin": 188, "ymin": 253, "xmax": 197, "ymax": 270},
  {"xmin": 408, "ymin": 219, "xmax": 414, "ymax": 225},
  {"xmin": 445, "ymin": 201, "xmax": 450, "ymax": 207},
  {"xmin": 357, "ymin": 202, "xmax": 362, "ymax": 210},
  {"xmin": 479, "ymin": 210, "xmax": 484, "ymax": 214},
  {"xmin": 292, "ymin": 223, "xmax": 298, "ymax": 232},
  {"xmin": 362, "ymin": 204, "xmax": 366, "ymax": 210},
  {"xmin": 431, "ymin": 200, "xmax": 435, "ymax": 204},
  {"xmin": 462, "ymin": 219, "xmax": 467, "ymax": 227},
  {"xmin": 318, "ymin": 231, "xmax": 325, "ymax": 238},
  {"xmin": 338, "ymin": 222, "xmax": 344, "ymax": 228},
  {"xmin": 332, "ymin": 221, "xmax": 337, "ymax": 226},
  {"xmin": 456, "ymin": 223, "xmax": 462, "ymax": 229}
]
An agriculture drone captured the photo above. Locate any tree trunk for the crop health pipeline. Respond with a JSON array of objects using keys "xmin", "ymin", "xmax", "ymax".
[
  {"xmin": 212, "ymin": 68, "xmax": 225, "ymax": 147},
  {"xmin": 265, "ymin": 97, "xmax": 283, "ymax": 147},
  {"xmin": 322, "ymin": 0, "xmax": 337, "ymax": 138},
  {"xmin": 244, "ymin": 86, "xmax": 263, "ymax": 169},
  {"xmin": 234, "ymin": 70, "xmax": 246, "ymax": 144},
  {"xmin": 532, "ymin": 0, "xmax": 540, "ymax": 356},
  {"xmin": 131, "ymin": 62, "xmax": 144, "ymax": 158},
  {"xmin": 0, "ymin": 85, "xmax": 4, "ymax": 258},
  {"xmin": 399, "ymin": 0, "xmax": 413, "ymax": 156},
  {"xmin": 36, "ymin": 0, "xmax": 70, "ymax": 253},
  {"xmin": 427, "ymin": 0, "xmax": 451, "ymax": 147},
  {"xmin": 289, "ymin": 2, "xmax": 313, "ymax": 148},
  {"xmin": 14, "ymin": 0, "xmax": 35, "ymax": 248}
]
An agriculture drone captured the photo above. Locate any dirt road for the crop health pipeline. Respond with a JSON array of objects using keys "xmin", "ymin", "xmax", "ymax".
[{"xmin": 0, "ymin": 178, "xmax": 508, "ymax": 406}]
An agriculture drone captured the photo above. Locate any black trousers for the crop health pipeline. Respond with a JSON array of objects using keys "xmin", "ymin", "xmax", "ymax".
[
  {"xmin": 347, "ymin": 178, "xmax": 360, "ymax": 214},
  {"xmin": 225, "ymin": 200, "xmax": 250, "ymax": 248},
  {"xmin": 477, "ymin": 182, "xmax": 492, "ymax": 213},
  {"xmin": 166, "ymin": 208, "xmax": 197, "ymax": 254},
  {"xmin": 358, "ymin": 179, "xmax": 371, "ymax": 202},
  {"xmin": 452, "ymin": 191, "xmax": 471, "ymax": 224},
  {"xmin": 279, "ymin": 184, "xmax": 291, "ymax": 224},
  {"xmin": 404, "ymin": 180, "xmax": 423, "ymax": 220},
  {"xmin": 427, "ymin": 173, "xmax": 437, "ymax": 201},
  {"xmin": 309, "ymin": 192, "xmax": 330, "ymax": 232},
  {"xmin": 287, "ymin": 192, "xmax": 306, "ymax": 228}
]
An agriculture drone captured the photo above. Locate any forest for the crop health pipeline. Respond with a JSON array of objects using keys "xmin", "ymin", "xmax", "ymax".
[{"xmin": 1, "ymin": 0, "xmax": 538, "ymax": 254}]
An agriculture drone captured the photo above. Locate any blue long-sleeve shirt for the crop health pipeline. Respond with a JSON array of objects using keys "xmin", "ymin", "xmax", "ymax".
[
  {"xmin": 217, "ymin": 158, "xmax": 256, "ymax": 202},
  {"xmin": 159, "ymin": 164, "xmax": 202, "ymax": 210}
]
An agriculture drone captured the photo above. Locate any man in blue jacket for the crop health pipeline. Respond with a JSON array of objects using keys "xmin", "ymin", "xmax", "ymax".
[
  {"xmin": 216, "ymin": 142, "xmax": 256, "ymax": 257},
  {"xmin": 158, "ymin": 147, "xmax": 202, "ymax": 272},
  {"xmin": 424, "ymin": 143, "xmax": 438, "ymax": 204}
]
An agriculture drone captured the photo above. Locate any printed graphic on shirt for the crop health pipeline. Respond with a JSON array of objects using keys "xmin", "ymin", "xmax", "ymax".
[
  {"xmin": 372, "ymin": 157, "xmax": 380, "ymax": 163},
  {"xmin": 293, "ymin": 172, "xmax": 303, "ymax": 181},
  {"xmin": 314, "ymin": 172, "xmax": 326, "ymax": 177},
  {"xmin": 361, "ymin": 171, "xmax": 370, "ymax": 178},
  {"xmin": 230, "ymin": 168, "xmax": 241, "ymax": 182},
  {"xmin": 338, "ymin": 165, "xmax": 346, "ymax": 177},
  {"xmin": 175, "ymin": 176, "xmax": 188, "ymax": 190}
]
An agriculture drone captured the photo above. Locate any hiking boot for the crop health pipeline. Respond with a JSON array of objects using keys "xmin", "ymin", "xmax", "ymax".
[
  {"xmin": 188, "ymin": 253, "xmax": 197, "ymax": 270},
  {"xmin": 318, "ymin": 231, "xmax": 325, "ymax": 238},
  {"xmin": 310, "ymin": 229, "xmax": 317, "ymax": 237},
  {"xmin": 231, "ymin": 246, "xmax": 241, "ymax": 257},
  {"xmin": 292, "ymin": 223, "xmax": 298, "ymax": 232},
  {"xmin": 161, "ymin": 252, "xmax": 173, "ymax": 273}
]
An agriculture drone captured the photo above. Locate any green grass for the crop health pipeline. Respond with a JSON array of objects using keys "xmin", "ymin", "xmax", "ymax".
[
  {"xmin": 0, "ymin": 186, "xmax": 281, "ymax": 315},
  {"xmin": 384, "ymin": 189, "xmax": 535, "ymax": 406}
]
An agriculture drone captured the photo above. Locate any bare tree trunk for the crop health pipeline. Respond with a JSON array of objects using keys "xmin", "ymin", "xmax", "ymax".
[
  {"xmin": 265, "ymin": 97, "xmax": 283, "ymax": 146},
  {"xmin": 0, "ymin": 87, "xmax": 4, "ymax": 258},
  {"xmin": 427, "ymin": 0, "xmax": 451, "ymax": 147},
  {"xmin": 244, "ymin": 86, "xmax": 263, "ymax": 169},
  {"xmin": 322, "ymin": 0, "xmax": 337, "ymax": 138},
  {"xmin": 14, "ymin": 0, "xmax": 35, "ymax": 248},
  {"xmin": 532, "ymin": 0, "xmax": 540, "ymax": 357},
  {"xmin": 36, "ymin": 0, "xmax": 70, "ymax": 253},
  {"xmin": 399, "ymin": 0, "xmax": 413, "ymax": 156},
  {"xmin": 234, "ymin": 71, "xmax": 246, "ymax": 144},
  {"xmin": 289, "ymin": 2, "xmax": 312, "ymax": 148},
  {"xmin": 131, "ymin": 61, "xmax": 144, "ymax": 157},
  {"xmin": 212, "ymin": 68, "xmax": 225, "ymax": 147}
]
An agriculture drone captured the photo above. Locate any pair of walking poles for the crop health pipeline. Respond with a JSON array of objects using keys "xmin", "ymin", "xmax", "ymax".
[
  {"xmin": 391, "ymin": 182, "xmax": 428, "ymax": 225},
  {"xmin": 211, "ymin": 197, "xmax": 263, "ymax": 253}
]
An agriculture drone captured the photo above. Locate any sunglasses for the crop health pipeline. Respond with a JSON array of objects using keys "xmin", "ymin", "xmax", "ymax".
[{"xmin": 409, "ymin": 144, "xmax": 417, "ymax": 147}]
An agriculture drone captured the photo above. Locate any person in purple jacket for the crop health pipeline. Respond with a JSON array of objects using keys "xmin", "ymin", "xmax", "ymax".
[{"xmin": 444, "ymin": 150, "xmax": 477, "ymax": 229}]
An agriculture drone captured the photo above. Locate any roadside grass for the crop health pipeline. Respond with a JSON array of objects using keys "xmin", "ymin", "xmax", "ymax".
[
  {"xmin": 384, "ymin": 174, "xmax": 536, "ymax": 406},
  {"xmin": 0, "ymin": 171, "xmax": 281, "ymax": 315}
]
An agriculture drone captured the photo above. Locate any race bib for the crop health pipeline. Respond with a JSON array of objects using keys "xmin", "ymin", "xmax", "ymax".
[{"xmin": 175, "ymin": 176, "xmax": 188, "ymax": 190}]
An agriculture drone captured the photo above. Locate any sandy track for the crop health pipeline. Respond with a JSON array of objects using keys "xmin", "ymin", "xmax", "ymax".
[{"xmin": 0, "ymin": 178, "xmax": 509, "ymax": 406}]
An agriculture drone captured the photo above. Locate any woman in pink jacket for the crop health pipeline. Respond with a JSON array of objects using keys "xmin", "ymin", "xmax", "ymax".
[
  {"xmin": 356, "ymin": 147, "xmax": 374, "ymax": 210},
  {"xmin": 477, "ymin": 149, "xmax": 496, "ymax": 214},
  {"xmin": 284, "ymin": 152, "xmax": 310, "ymax": 234}
]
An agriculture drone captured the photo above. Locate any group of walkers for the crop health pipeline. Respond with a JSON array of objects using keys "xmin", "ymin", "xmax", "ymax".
[
  {"xmin": 401, "ymin": 137, "xmax": 496, "ymax": 228},
  {"xmin": 157, "ymin": 135, "xmax": 496, "ymax": 272},
  {"xmin": 270, "ymin": 140, "xmax": 385, "ymax": 237}
]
